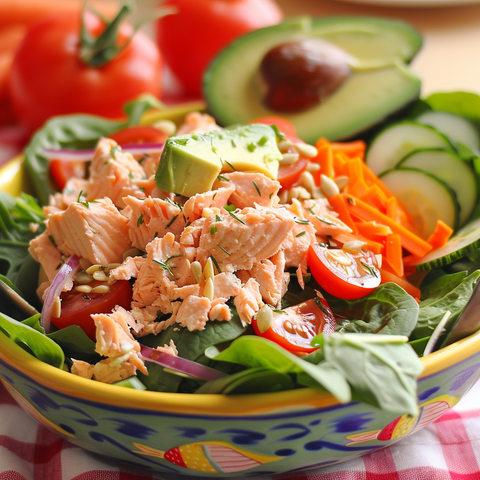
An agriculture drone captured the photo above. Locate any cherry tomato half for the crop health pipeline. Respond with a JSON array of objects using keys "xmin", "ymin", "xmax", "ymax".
[
  {"xmin": 308, "ymin": 244, "xmax": 381, "ymax": 300},
  {"xmin": 50, "ymin": 159, "xmax": 87, "ymax": 190},
  {"xmin": 52, "ymin": 280, "xmax": 132, "ymax": 341},
  {"xmin": 107, "ymin": 125, "xmax": 168, "ymax": 145},
  {"xmin": 252, "ymin": 298, "xmax": 336, "ymax": 354}
]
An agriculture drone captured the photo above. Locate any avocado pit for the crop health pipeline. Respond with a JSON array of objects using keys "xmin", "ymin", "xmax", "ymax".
[{"xmin": 259, "ymin": 38, "xmax": 352, "ymax": 113}]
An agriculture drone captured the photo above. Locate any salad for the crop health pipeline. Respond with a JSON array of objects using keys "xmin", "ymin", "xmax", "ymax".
[{"xmin": 1, "ymin": 94, "xmax": 480, "ymax": 419}]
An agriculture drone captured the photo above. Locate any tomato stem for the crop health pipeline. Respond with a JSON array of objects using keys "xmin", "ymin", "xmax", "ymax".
[{"xmin": 80, "ymin": 2, "xmax": 134, "ymax": 67}]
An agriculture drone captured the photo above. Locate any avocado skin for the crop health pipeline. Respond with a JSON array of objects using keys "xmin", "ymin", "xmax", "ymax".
[
  {"xmin": 155, "ymin": 124, "xmax": 282, "ymax": 197},
  {"xmin": 203, "ymin": 16, "xmax": 423, "ymax": 144}
]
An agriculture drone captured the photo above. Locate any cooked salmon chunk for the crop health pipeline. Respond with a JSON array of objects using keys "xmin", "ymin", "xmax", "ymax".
[
  {"xmin": 123, "ymin": 195, "xmax": 186, "ymax": 251},
  {"xmin": 28, "ymin": 230, "xmax": 64, "ymax": 283},
  {"xmin": 47, "ymin": 197, "xmax": 131, "ymax": 265},
  {"xmin": 213, "ymin": 172, "xmax": 280, "ymax": 209},
  {"xmin": 183, "ymin": 186, "xmax": 235, "ymax": 223},
  {"xmin": 197, "ymin": 206, "xmax": 295, "ymax": 272},
  {"xmin": 86, "ymin": 137, "xmax": 147, "ymax": 209}
]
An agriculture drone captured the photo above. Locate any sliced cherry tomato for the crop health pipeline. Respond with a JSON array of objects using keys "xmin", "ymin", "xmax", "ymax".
[
  {"xmin": 107, "ymin": 125, "xmax": 168, "ymax": 145},
  {"xmin": 252, "ymin": 298, "xmax": 336, "ymax": 354},
  {"xmin": 51, "ymin": 280, "xmax": 132, "ymax": 341},
  {"xmin": 308, "ymin": 244, "xmax": 381, "ymax": 300},
  {"xmin": 277, "ymin": 156, "xmax": 309, "ymax": 190},
  {"xmin": 248, "ymin": 116, "xmax": 297, "ymax": 137},
  {"xmin": 50, "ymin": 159, "xmax": 87, "ymax": 190}
]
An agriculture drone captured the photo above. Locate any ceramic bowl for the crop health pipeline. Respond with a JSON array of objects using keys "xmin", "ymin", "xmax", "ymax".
[{"xmin": 1, "ymin": 106, "xmax": 480, "ymax": 477}]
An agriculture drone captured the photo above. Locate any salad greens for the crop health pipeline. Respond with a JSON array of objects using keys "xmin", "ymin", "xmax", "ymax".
[{"xmin": 1, "ymin": 93, "xmax": 480, "ymax": 418}]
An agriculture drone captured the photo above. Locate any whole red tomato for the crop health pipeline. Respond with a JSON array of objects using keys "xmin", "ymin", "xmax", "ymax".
[
  {"xmin": 157, "ymin": 0, "xmax": 283, "ymax": 97},
  {"xmin": 9, "ymin": 7, "xmax": 162, "ymax": 132}
]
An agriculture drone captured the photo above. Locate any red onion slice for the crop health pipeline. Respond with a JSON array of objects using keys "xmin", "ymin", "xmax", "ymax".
[
  {"xmin": 43, "ymin": 142, "xmax": 165, "ymax": 161},
  {"xmin": 41, "ymin": 255, "xmax": 81, "ymax": 334},
  {"xmin": 140, "ymin": 345, "xmax": 227, "ymax": 381}
]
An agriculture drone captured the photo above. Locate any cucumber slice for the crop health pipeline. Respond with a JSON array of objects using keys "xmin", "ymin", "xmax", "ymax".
[
  {"xmin": 397, "ymin": 148, "xmax": 478, "ymax": 226},
  {"xmin": 365, "ymin": 121, "xmax": 455, "ymax": 175},
  {"xmin": 112, "ymin": 376, "xmax": 146, "ymax": 390},
  {"xmin": 416, "ymin": 111, "xmax": 480, "ymax": 152},
  {"xmin": 414, "ymin": 216, "xmax": 480, "ymax": 271},
  {"xmin": 379, "ymin": 167, "xmax": 459, "ymax": 239}
]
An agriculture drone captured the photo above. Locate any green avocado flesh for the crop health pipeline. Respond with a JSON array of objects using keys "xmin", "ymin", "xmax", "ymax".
[
  {"xmin": 155, "ymin": 124, "xmax": 282, "ymax": 197},
  {"xmin": 204, "ymin": 16, "xmax": 422, "ymax": 144}
]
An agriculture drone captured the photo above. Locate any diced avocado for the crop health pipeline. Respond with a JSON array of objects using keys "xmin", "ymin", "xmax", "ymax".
[
  {"xmin": 204, "ymin": 16, "xmax": 422, "ymax": 144},
  {"xmin": 155, "ymin": 124, "xmax": 282, "ymax": 196}
]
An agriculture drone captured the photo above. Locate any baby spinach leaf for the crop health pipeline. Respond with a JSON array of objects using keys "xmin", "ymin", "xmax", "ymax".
[
  {"xmin": 0, "ymin": 312, "xmax": 64, "ymax": 368},
  {"xmin": 196, "ymin": 367, "xmax": 295, "ymax": 395},
  {"xmin": 326, "ymin": 283, "xmax": 419, "ymax": 337},
  {"xmin": 206, "ymin": 335, "xmax": 351, "ymax": 403},
  {"xmin": 24, "ymin": 95, "xmax": 163, "ymax": 205},
  {"xmin": 0, "ymin": 191, "xmax": 45, "ymax": 283},
  {"xmin": 411, "ymin": 270, "xmax": 480, "ymax": 341},
  {"xmin": 314, "ymin": 333, "xmax": 422, "ymax": 416}
]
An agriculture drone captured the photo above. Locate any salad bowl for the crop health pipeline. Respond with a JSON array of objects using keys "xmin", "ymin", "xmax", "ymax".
[{"xmin": 1, "ymin": 103, "xmax": 480, "ymax": 477}]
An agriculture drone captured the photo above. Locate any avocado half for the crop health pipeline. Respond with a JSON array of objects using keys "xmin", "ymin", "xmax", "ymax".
[{"xmin": 203, "ymin": 16, "xmax": 422, "ymax": 144}]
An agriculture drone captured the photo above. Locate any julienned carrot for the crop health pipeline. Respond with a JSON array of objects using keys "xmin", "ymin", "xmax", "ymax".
[
  {"xmin": 0, "ymin": 0, "xmax": 117, "ymax": 29},
  {"xmin": 358, "ymin": 184, "xmax": 388, "ymax": 212},
  {"xmin": 379, "ymin": 267, "xmax": 421, "ymax": 299},
  {"xmin": 427, "ymin": 220, "xmax": 454, "ymax": 249},
  {"xmin": 331, "ymin": 139, "xmax": 366, "ymax": 159},
  {"xmin": 355, "ymin": 221, "xmax": 392, "ymax": 239},
  {"xmin": 313, "ymin": 138, "xmax": 334, "ymax": 179},
  {"xmin": 328, "ymin": 193, "xmax": 358, "ymax": 235},
  {"xmin": 385, "ymin": 196, "xmax": 416, "ymax": 232},
  {"xmin": 343, "ymin": 193, "xmax": 433, "ymax": 258},
  {"xmin": 334, "ymin": 232, "xmax": 384, "ymax": 255},
  {"xmin": 385, "ymin": 234, "xmax": 403, "ymax": 277}
]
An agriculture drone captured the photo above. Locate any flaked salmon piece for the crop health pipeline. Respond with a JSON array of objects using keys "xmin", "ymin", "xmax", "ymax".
[
  {"xmin": 212, "ymin": 272, "xmax": 243, "ymax": 299},
  {"xmin": 122, "ymin": 195, "xmax": 186, "ymax": 251},
  {"xmin": 197, "ymin": 206, "xmax": 294, "ymax": 272},
  {"xmin": 238, "ymin": 250, "xmax": 286, "ymax": 306},
  {"xmin": 108, "ymin": 256, "xmax": 146, "ymax": 283},
  {"xmin": 93, "ymin": 307, "xmax": 139, "ymax": 357},
  {"xmin": 47, "ymin": 197, "xmax": 131, "ymax": 265},
  {"xmin": 293, "ymin": 198, "xmax": 352, "ymax": 238},
  {"xmin": 176, "ymin": 112, "xmax": 221, "ymax": 135},
  {"xmin": 71, "ymin": 356, "xmax": 141, "ymax": 384},
  {"xmin": 133, "ymin": 175, "xmax": 158, "ymax": 198},
  {"xmin": 234, "ymin": 277, "xmax": 264, "ymax": 325},
  {"xmin": 28, "ymin": 230, "xmax": 64, "ymax": 283},
  {"xmin": 47, "ymin": 178, "xmax": 89, "ymax": 214},
  {"xmin": 153, "ymin": 339, "xmax": 179, "ymax": 356},
  {"xmin": 183, "ymin": 186, "xmax": 235, "ymax": 223},
  {"xmin": 132, "ymin": 233, "xmax": 195, "ymax": 313},
  {"xmin": 278, "ymin": 205, "xmax": 317, "ymax": 271},
  {"xmin": 179, "ymin": 218, "xmax": 205, "ymax": 247},
  {"xmin": 129, "ymin": 306, "xmax": 174, "ymax": 337},
  {"xmin": 174, "ymin": 295, "xmax": 212, "ymax": 331},
  {"xmin": 213, "ymin": 172, "xmax": 280, "ymax": 209},
  {"xmin": 86, "ymin": 138, "xmax": 147, "ymax": 209},
  {"xmin": 135, "ymin": 153, "xmax": 162, "ymax": 178},
  {"xmin": 209, "ymin": 298, "xmax": 231, "ymax": 321},
  {"xmin": 296, "ymin": 264, "xmax": 305, "ymax": 290}
]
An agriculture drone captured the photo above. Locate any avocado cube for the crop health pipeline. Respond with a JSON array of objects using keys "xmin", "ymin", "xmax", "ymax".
[{"xmin": 155, "ymin": 124, "xmax": 282, "ymax": 197}]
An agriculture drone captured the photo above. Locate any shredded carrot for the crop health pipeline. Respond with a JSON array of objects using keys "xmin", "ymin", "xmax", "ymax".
[
  {"xmin": 334, "ymin": 231, "xmax": 384, "ymax": 255},
  {"xmin": 331, "ymin": 139, "xmax": 366, "ymax": 160},
  {"xmin": 328, "ymin": 193, "xmax": 359, "ymax": 235},
  {"xmin": 360, "ymin": 184, "xmax": 388, "ymax": 213},
  {"xmin": 343, "ymin": 193, "xmax": 432, "ymax": 258},
  {"xmin": 385, "ymin": 196, "xmax": 417, "ymax": 232},
  {"xmin": 385, "ymin": 234, "xmax": 404, "ymax": 277},
  {"xmin": 313, "ymin": 140, "xmax": 334, "ymax": 179},
  {"xmin": 355, "ymin": 221, "xmax": 392, "ymax": 239},
  {"xmin": 379, "ymin": 267, "xmax": 421, "ymax": 299},
  {"xmin": 332, "ymin": 152, "xmax": 348, "ymax": 177},
  {"xmin": 427, "ymin": 219, "xmax": 454, "ymax": 249}
]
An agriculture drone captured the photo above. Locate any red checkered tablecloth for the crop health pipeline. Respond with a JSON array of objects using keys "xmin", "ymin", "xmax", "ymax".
[{"xmin": 1, "ymin": 380, "xmax": 480, "ymax": 480}]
